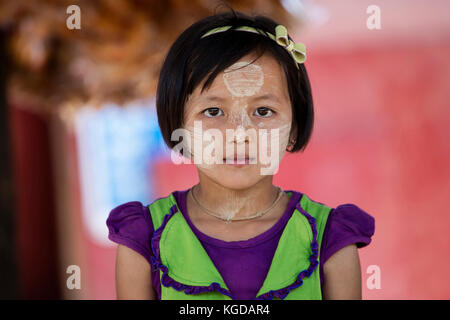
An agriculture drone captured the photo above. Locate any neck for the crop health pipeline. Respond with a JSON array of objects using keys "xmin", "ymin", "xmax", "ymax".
[{"xmin": 193, "ymin": 174, "xmax": 281, "ymax": 221}]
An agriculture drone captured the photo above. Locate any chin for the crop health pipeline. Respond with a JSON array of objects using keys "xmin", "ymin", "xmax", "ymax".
[{"xmin": 198, "ymin": 164, "xmax": 268, "ymax": 190}]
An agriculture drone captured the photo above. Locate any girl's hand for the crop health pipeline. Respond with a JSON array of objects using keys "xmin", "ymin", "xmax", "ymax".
[
  {"xmin": 115, "ymin": 244, "xmax": 156, "ymax": 299},
  {"xmin": 322, "ymin": 244, "xmax": 362, "ymax": 300}
]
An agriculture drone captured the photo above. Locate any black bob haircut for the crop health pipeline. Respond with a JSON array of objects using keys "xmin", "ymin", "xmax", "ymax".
[{"xmin": 156, "ymin": 9, "xmax": 314, "ymax": 153}]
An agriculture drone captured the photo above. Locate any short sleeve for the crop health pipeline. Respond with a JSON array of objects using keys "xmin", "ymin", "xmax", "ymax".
[
  {"xmin": 106, "ymin": 201, "xmax": 154, "ymax": 266},
  {"xmin": 320, "ymin": 203, "xmax": 375, "ymax": 281}
]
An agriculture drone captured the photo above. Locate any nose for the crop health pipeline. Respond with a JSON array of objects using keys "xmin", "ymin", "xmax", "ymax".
[
  {"xmin": 225, "ymin": 110, "xmax": 255, "ymax": 143},
  {"xmin": 224, "ymin": 122, "xmax": 252, "ymax": 145},
  {"xmin": 234, "ymin": 125, "xmax": 249, "ymax": 144}
]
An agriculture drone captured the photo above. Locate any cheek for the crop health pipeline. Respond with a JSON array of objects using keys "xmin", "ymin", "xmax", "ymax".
[
  {"xmin": 182, "ymin": 124, "xmax": 224, "ymax": 170},
  {"xmin": 184, "ymin": 106, "xmax": 203, "ymax": 127},
  {"xmin": 259, "ymin": 119, "xmax": 292, "ymax": 147},
  {"xmin": 275, "ymin": 122, "xmax": 292, "ymax": 144}
]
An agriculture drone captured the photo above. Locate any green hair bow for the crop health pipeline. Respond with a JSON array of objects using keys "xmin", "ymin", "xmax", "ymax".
[{"xmin": 201, "ymin": 24, "xmax": 306, "ymax": 68}]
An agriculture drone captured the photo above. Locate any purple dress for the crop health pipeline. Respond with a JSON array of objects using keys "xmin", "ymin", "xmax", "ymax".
[{"xmin": 107, "ymin": 188, "xmax": 375, "ymax": 300}]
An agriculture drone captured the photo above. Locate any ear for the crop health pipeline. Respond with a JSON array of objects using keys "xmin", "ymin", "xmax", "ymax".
[{"xmin": 289, "ymin": 123, "xmax": 298, "ymax": 145}]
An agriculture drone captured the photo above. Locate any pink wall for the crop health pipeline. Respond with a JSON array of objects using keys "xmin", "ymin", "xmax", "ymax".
[{"xmin": 307, "ymin": 43, "xmax": 450, "ymax": 299}]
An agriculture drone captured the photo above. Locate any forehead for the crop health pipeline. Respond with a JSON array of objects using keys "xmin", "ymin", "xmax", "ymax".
[{"xmin": 191, "ymin": 52, "xmax": 289, "ymax": 100}]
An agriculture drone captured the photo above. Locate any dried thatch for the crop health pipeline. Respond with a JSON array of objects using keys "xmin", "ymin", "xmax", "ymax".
[{"xmin": 0, "ymin": 0, "xmax": 295, "ymax": 113}]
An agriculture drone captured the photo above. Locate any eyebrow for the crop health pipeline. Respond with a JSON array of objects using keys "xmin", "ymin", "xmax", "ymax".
[
  {"xmin": 202, "ymin": 95, "xmax": 226, "ymax": 102},
  {"xmin": 251, "ymin": 93, "xmax": 281, "ymax": 103},
  {"xmin": 200, "ymin": 93, "xmax": 281, "ymax": 103}
]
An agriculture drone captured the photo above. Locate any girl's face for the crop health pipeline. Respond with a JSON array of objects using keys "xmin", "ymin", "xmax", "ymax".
[{"xmin": 182, "ymin": 52, "xmax": 295, "ymax": 190}]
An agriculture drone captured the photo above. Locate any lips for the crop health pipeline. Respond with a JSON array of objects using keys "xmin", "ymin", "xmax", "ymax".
[
  {"xmin": 223, "ymin": 155, "xmax": 254, "ymax": 165},
  {"xmin": 223, "ymin": 155, "xmax": 250, "ymax": 161}
]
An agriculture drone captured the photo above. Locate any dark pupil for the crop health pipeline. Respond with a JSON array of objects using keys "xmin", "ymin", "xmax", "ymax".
[
  {"xmin": 258, "ymin": 107, "xmax": 268, "ymax": 115},
  {"xmin": 209, "ymin": 108, "xmax": 219, "ymax": 116}
]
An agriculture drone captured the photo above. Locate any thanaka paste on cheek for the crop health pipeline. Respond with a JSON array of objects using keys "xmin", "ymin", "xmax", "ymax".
[
  {"xmin": 255, "ymin": 120, "xmax": 292, "ymax": 175},
  {"xmin": 183, "ymin": 124, "xmax": 218, "ymax": 169}
]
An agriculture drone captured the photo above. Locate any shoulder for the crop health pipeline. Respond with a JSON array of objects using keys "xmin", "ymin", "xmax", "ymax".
[
  {"xmin": 328, "ymin": 203, "xmax": 375, "ymax": 246},
  {"xmin": 322, "ymin": 203, "xmax": 375, "ymax": 264},
  {"xmin": 106, "ymin": 201, "xmax": 154, "ymax": 265},
  {"xmin": 107, "ymin": 201, "xmax": 153, "ymax": 234}
]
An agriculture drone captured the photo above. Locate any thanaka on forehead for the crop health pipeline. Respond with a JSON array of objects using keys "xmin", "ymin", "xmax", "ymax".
[{"xmin": 186, "ymin": 58, "xmax": 287, "ymax": 101}]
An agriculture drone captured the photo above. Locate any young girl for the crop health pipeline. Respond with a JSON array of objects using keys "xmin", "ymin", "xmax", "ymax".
[{"xmin": 106, "ymin": 10, "xmax": 375, "ymax": 300}]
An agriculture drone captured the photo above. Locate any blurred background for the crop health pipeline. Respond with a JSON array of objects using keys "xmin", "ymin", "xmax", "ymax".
[{"xmin": 0, "ymin": 0, "xmax": 449, "ymax": 299}]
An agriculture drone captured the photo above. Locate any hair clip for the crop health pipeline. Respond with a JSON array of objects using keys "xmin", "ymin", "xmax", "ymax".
[{"xmin": 273, "ymin": 25, "xmax": 306, "ymax": 65}]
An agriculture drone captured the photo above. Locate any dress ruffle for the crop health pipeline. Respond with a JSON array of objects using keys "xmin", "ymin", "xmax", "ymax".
[
  {"xmin": 254, "ymin": 202, "xmax": 319, "ymax": 300},
  {"xmin": 150, "ymin": 204, "xmax": 234, "ymax": 299}
]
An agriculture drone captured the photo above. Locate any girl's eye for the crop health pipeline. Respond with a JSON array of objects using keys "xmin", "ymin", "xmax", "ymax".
[
  {"xmin": 254, "ymin": 107, "xmax": 274, "ymax": 117},
  {"xmin": 203, "ymin": 107, "xmax": 223, "ymax": 118}
]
